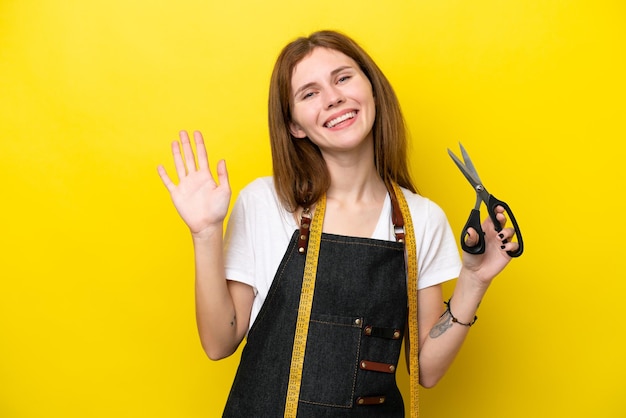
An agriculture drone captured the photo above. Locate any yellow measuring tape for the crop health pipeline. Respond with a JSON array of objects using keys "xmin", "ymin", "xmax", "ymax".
[
  {"xmin": 284, "ymin": 194, "xmax": 326, "ymax": 417},
  {"xmin": 392, "ymin": 182, "xmax": 420, "ymax": 418},
  {"xmin": 284, "ymin": 184, "xmax": 419, "ymax": 417}
]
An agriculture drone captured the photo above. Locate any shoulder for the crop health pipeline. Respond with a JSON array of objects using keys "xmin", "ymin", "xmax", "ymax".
[
  {"xmin": 232, "ymin": 176, "xmax": 296, "ymax": 229},
  {"xmin": 238, "ymin": 176, "xmax": 276, "ymax": 199},
  {"xmin": 235, "ymin": 177, "xmax": 280, "ymax": 210}
]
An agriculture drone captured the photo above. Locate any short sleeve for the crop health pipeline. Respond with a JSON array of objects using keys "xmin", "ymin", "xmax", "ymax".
[
  {"xmin": 223, "ymin": 190, "xmax": 258, "ymax": 294},
  {"xmin": 401, "ymin": 189, "xmax": 462, "ymax": 290}
]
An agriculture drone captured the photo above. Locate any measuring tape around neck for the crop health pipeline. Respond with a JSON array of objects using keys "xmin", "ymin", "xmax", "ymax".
[
  {"xmin": 391, "ymin": 182, "xmax": 420, "ymax": 418},
  {"xmin": 284, "ymin": 194, "xmax": 326, "ymax": 417},
  {"xmin": 284, "ymin": 185, "xmax": 419, "ymax": 417}
]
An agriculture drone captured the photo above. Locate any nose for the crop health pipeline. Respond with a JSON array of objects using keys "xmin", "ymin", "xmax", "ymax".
[{"xmin": 325, "ymin": 87, "xmax": 344, "ymax": 109}]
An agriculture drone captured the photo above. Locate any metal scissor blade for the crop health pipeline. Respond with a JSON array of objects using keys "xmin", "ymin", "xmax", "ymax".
[
  {"xmin": 447, "ymin": 148, "xmax": 482, "ymax": 189},
  {"xmin": 459, "ymin": 143, "xmax": 483, "ymax": 184}
]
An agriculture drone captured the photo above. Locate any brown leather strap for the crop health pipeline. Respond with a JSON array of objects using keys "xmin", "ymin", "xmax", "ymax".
[
  {"xmin": 359, "ymin": 360, "xmax": 396, "ymax": 374},
  {"xmin": 297, "ymin": 209, "xmax": 311, "ymax": 253},
  {"xmin": 388, "ymin": 188, "xmax": 405, "ymax": 242},
  {"xmin": 356, "ymin": 396, "xmax": 386, "ymax": 405}
]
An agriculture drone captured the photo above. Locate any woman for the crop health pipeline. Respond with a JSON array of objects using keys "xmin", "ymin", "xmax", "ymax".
[{"xmin": 158, "ymin": 30, "xmax": 518, "ymax": 417}]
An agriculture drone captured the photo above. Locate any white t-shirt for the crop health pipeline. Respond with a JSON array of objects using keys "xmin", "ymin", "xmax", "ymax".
[{"xmin": 224, "ymin": 177, "xmax": 462, "ymax": 329}]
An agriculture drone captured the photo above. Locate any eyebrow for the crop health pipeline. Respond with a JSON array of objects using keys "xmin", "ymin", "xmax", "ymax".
[{"xmin": 293, "ymin": 65, "xmax": 354, "ymax": 99}]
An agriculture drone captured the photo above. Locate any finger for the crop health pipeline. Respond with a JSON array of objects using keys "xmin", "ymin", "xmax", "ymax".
[
  {"xmin": 179, "ymin": 130, "xmax": 197, "ymax": 172},
  {"xmin": 216, "ymin": 159, "xmax": 230, "ymax": 188},
  {"xmin": 493, "ymin": 205, "xmax": 506, "ymax": 214},
  {"xmin": 495, "ymin": 227, "xmax": 519, "ymax": 253},
  {"xmin": 171, "ymin": 141, "xmax": 187, "ymax": 180},
  {"xmin": 496, "ymin": 211, "xmax": 507, "ymax": 228},
  {"xmin": 500, "ymin": 239, "xmax": 520, "ymax": 254},
  {"xmin": 489, "ymin": 206, "xmax": 508, "ymax": 230},
  {"xmin": 193, "ymin": 131, "xmax": 210, "ymax": 171},
  {"xmin": 463, "ymin": 227, "xmax": 480, "ymax": 247},
  {"xmin": 497, "ymin": 227, "xmax": 516, "ymax": 241},
  {"xmin": 157, "ymin": 165, "xmax": 175, "ymax": 192}
]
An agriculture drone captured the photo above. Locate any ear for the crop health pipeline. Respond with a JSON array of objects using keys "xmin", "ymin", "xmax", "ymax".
[{"xmin": 288, "ymin": 121, "xmax": 307, "ymax": 139}]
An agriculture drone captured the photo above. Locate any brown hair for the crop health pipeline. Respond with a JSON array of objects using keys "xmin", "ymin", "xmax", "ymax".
[{"xmin": 268, "ymin": 30, "xmax": 416, "ymax": 211}]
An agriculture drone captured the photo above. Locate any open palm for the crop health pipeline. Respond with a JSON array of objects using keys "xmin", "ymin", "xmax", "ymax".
[{"xmin": 157, "ymin": 131, "xmax": 231, "ymax": 236}]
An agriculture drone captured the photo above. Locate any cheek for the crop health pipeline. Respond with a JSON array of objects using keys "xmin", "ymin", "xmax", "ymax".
[
  {"xmin": 361, "ymin": 90, "xmax": 376, "ymax": 117},
  {"xmin": 354, "ymin": 81, "xmax": 375, "ymax": 108},
  {"xmin": 292, "ymin": 106, "xmax": 317, "ymax": 128},
  {"xmin": 288, "ymin": 107, "xmax": 318, "ymax": 138}
]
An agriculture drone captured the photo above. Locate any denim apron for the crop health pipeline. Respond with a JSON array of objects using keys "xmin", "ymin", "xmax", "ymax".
[{"xmin": 223, "ymin": 206, "xmax": 408, "ymax": 417}]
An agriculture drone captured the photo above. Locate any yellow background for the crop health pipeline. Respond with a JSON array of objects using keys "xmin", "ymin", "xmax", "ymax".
[{"xmin": 1, "ymin": 1, "xmax": 624, "ymax": 417}]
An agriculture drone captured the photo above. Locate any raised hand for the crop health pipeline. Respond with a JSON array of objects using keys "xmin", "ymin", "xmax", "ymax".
[{"xmin": 157, "ymin": 131, "xmax": 231, "ymax": 237}]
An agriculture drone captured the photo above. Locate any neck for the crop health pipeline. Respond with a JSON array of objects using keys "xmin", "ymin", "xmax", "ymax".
[
  {"xmin": 327, "ymin": 166, "xmax": 386, "ymax": 202},
  {"xmin": 319, "ymin": 154, "xmax": 389, "ymax": 238},
  {"xmin": 320, "ymin": 136, "xmax": 387, "ymax": 204}
]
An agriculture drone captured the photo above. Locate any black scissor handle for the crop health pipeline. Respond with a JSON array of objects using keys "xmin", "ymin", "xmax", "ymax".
[
  {"xmin": 461, "ymin": 196, "xmax": 524, "ymax": 258},
  {"xmin": 487, "ymin": 196, "xmax": 524, "ymax": 258},
  {"xmin": 461, "ymin": 208, "xmax": 485, "ymax": 255}
]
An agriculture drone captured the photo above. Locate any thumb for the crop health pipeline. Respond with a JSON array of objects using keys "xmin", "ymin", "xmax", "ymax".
[
  {"xmin": 216, "ymin": 159, "xmax": 230, "ymax": 188},
  {"xmin": 463, "ymin": 227, "xmax": 480, "ymax": 247}
]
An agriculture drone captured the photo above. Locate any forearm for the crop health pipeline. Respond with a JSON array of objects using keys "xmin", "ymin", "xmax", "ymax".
[
  {"xmin": 418, "ymin": 268, "xmax": 489, "ymax": 387},
  {"xmin": 192, "ymin": 225, "xmax": 243, "ymax": 360}
]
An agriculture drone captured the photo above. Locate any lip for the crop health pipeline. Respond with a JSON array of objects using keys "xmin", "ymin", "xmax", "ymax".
[{"xmin": 323, "ymin": 109, "xmax": 358, "ymax": 129}]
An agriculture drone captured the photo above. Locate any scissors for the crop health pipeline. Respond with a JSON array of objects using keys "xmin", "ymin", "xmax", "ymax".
[{"xmin": 447, "ymin": 143, "xmax": 524, "ymax": 258}]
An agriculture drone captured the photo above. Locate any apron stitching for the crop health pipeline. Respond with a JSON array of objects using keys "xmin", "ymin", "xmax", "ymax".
[
  {"xmin": 309, "ymin": 319, "xmax": 362, "ymax": 328},
  {"xmin": 349, "ymin": 322, "xmax": 363, "ymax": 407},
  {"xmin": 321, "ymin": 238, "xmax": 405, "ymax": 250},
  {"xmin": 248, "ymin": 234, "xmax": 299, "ymax": 336}
]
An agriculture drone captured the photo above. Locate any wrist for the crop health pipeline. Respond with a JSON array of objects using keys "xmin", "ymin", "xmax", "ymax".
[
  {"xmin": 449, "ymin": 271, "xmax": 489, "ymax": 324},
  {"xmin": 190, "ymin": 223, "xmax": 223, "ymax": 241},
  {"xmin": 458, "ymin": 267, "xmax": 491, "ymax": 294},
  {"xmin": 444, "ymin": 297, "xmax": 478, "ymax": 327}
]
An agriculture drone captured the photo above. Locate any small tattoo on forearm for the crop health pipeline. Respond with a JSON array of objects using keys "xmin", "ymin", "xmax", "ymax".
[{"xmin": 429, "ymin": 310, "xmax": 453, "ymax": 339}]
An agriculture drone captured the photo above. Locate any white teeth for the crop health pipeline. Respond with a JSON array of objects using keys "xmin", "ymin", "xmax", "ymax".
[{"xmin": 325, "ymin": 111, "xmax": 356, "ymax": 128}]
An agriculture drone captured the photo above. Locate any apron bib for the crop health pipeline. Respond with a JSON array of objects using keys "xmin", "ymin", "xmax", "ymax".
[{"xmin": 223, "ymin": 222, "xmax": 408, "ymax": 417}]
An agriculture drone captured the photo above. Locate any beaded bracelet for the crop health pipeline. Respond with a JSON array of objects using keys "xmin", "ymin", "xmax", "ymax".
[{"xmin": 444, "ymin": 298, "xmax": 478, "ymax": 327}]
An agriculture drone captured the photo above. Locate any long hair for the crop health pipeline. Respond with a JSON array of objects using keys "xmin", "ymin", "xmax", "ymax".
[{"xmin": 268, "ymin": 30, "xmax": 416, "ymax": 211}]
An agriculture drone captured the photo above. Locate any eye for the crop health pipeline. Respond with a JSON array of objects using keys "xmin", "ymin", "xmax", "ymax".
[
  {"xmin": 337, "ymin": 75, "xmax": 352, "ymax": 84},
  {"xmin": 297, "ymin": 89, "xmax": 317, "ymax": 101}
]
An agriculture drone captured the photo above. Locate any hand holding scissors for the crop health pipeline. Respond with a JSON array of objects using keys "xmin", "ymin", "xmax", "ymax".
[{"xmin": 448, "ymin": 143, "xmax": 524, "ymax": 258}]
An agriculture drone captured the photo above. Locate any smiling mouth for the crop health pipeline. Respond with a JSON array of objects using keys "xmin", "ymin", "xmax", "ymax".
[{"xmin": 324, "ymin": 111, "xmax": 357, "ymax": 128}]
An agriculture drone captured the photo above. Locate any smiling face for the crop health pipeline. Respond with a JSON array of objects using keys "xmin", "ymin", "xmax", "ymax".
[{"xmin": 288, "ymin": 47, "xmax": 376, "ymax": 157}]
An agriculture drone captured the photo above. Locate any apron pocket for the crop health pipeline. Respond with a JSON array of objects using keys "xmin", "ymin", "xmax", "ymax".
[{"xmin": 298, "ymin": 313, "xmax": 362, "ymax": 408}]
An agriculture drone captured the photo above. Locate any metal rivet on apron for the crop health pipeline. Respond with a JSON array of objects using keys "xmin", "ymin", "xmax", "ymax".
[
  {"xmin": 361, "ymin": 361, "xmax": 367, "ymax": 369},
  {"xmin": 393, "ymin": 330, "xmax": 401, "ymax": 339},
  {"xmin": 298, "ymin": 247, "xmax": 305, "ymax": 253},
  {"xmin": 354, "ymin": 318, "xmax": 361, "ymax": 326},
  {"xmin": 358, "ymin": 398, "xmax": 364, "ymax": 405},
  {"xmin": 364, "ymin": 325, "xmax": 372, "ymax": 335},
  {"xmin": 388, "ymin": 365, "xmax": 395, "ymax": 372}
]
